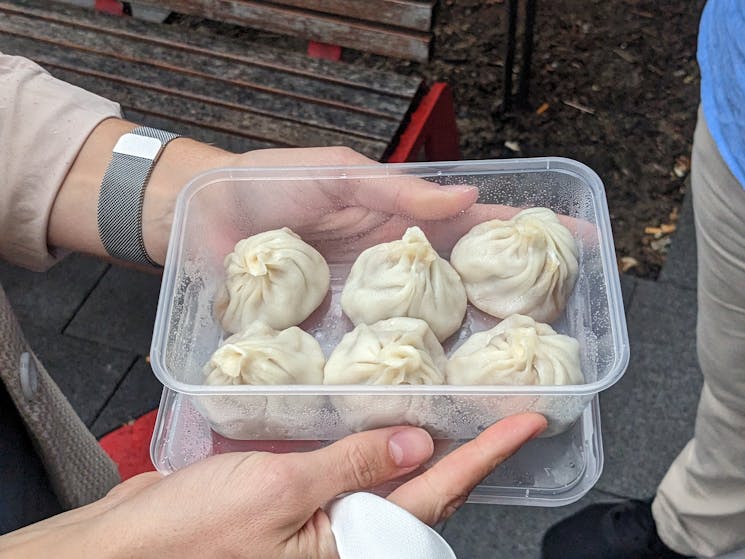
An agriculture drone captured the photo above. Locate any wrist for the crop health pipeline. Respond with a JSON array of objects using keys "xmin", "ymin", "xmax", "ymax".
[
  {"xmin": 142, "ymin": 138, "xmax": 235, "ymax": 265},
  {"xmin": 0, "ymin": 510, "xmax": 125, "ymax": 559},
  {"xmin": 50, "ymin": 118, "xmax": 237, "ymax": 266}
]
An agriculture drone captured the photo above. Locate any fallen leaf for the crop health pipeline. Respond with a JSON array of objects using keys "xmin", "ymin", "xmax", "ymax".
[
  {"xmin": 620, "ymin": 256, "xmax": 639, "ymax": 272},
  {"xmin": 650, "ymin": 237, "xmax": 672, "ymax": 253},
  {"xmin": 673, "ymin": 155, "xmax": 690, "ymax": 178}
]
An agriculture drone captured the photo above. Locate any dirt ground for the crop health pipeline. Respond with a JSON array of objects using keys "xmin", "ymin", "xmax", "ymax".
[{"xmin": 347, "ymin": 0, "xmax": 706, "ymax": 278}]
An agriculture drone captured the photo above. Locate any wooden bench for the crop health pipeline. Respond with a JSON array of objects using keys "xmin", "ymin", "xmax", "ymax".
[
  {"xmin": 0, "ymin": 0, "xmax": 460, "ymax": 162},
  {"xmin": 132, "ymin": 0, "xmax": 435, "ymax": 62}
]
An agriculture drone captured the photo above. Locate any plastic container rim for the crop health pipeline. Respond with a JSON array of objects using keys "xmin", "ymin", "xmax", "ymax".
[
  {"xmin": 150, "ymin": 157, "xmax": 630, "ymax": 398},
  {"xmin": 150, "ymin": 388, "xmax": 605, "ymax": 507}
]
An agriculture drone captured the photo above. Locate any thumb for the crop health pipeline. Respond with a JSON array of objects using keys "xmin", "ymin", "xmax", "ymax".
[{"xmin": 297, "ymin": 426, "xmax": 434, "ymax": 507}]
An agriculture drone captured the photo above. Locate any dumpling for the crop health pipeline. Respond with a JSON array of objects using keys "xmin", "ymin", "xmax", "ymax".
[
  {"xmin": 446, "ymin": 314, "xmax": 583, "ymax": 386},
  {"xmin": 204, "ymin": 322, "xmax": 325, "ymax": 386},
  {"xmin": 324, "ymin": 317, "xmax": 446, "ymax": 385},
  {"xmin": 324, "ymin": 317, "xmax": 446, "ymax": 431},
  {"xmin": 216, "ymin": 227, "xmax": 330, "ymax": 333},
  {"xmin": 199, "ymin": 322, "xmax": 326, "ymax": 439},
  {"xmin": 340, "ymin": 226, "xmax": 467, "ymax": 341},
  {"xmin": 450, "ymin": 207, "xmax": 578, "ymax": 323}
]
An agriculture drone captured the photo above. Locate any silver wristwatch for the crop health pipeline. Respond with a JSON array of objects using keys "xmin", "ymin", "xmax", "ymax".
[{"xmin": 97, "ymin": 126, "xmax": 181, "ymax": 266}]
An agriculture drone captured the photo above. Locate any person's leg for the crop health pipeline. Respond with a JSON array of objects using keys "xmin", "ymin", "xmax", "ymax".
[
  {"xmin": 651, "ymin": 108, "xmax": 745, "ymax": 558},
  {"xmin": 542, "ymin": 108, "xmax": 745, "ymax": 559},
  {"xmin": 0, "ymin": 382, "xmax": 62, "ymax": 534}
]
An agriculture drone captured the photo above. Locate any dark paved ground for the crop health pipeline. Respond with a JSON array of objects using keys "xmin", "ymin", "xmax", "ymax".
[{"xmin": 0, "ymin": 190, "xmax": 702, "ymax": 557}]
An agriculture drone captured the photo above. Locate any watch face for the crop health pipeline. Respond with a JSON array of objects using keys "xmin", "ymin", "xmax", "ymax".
[{"xmin": 113, "ymin": 133, "xmax": 163, "ymax": 159}]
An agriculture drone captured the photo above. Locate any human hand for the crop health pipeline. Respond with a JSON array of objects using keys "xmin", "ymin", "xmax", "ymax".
[
  {"xmin": 203, "ymin": 146, "xmax": 480, "ymax": 259},
  {"xmin": 205, "ymin": 146, "xmax": 597, "ymax": 260},
  {"xmin": 51, "ymin": 119, "xmax": 595, "ymax": 266},
  {"xmin": 0, "ymin": 414, "xmax": 545, "ymax": 558}
]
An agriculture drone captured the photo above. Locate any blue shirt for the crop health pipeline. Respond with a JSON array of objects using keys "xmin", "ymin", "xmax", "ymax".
[{"xmin": 698, "ymin": 0, "xmax": 745, "ymax": 187}]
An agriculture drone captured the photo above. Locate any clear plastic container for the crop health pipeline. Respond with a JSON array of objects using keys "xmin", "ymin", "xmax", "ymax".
[
  {"xmin": 150, "ymin": 387, "xmax": 604, "ymax": 506},
  {"xmin": 150, "ymin": 158, "xmax": 629, "ymax": 441}
]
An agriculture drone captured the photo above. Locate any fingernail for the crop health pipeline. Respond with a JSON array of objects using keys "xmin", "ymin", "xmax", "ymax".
[
  {"xmin": 529, "ymin": 419, "xmax": 549, "ymax": 440},
  {"xmin": 388, "ymin": 428, "xmax": 434, "ymax": 467}
]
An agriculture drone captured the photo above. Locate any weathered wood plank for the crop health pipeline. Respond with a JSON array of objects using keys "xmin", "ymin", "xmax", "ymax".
[
  {"xmin": 266, "ymin": 0, "xmax": 435, "ymax": 32},
  {"xmin": 124, "ymin": 109, "xmax": 280, "ymax": 153},
  {"xmin": 9, "ymin": 0, "xmax": 422, "ymax": 96},
  {"xmin": 0, "ymin": 27, "xmax": 400, "ymax": 141},
  {"xmin": 132, "ymin": 0, "xmax": 432, "ymax": 62},
  {"xmin": 0, "ymin": 9, "xmax": 411, "ymax": 119},
  {"xmin": 31, "ymin": 63, "xmax": 390, "ymax": 158}
]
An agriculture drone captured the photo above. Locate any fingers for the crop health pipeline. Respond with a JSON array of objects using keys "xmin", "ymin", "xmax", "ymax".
[
  {"xmin": 386, "ymin": 413, "xmax": 547, "ymax": 525},
  {"xmin": 345, "ymin": 179, "xmax": 479, "ymax": 221},
  {"xmin": 294, "ymin": 426, "xmax": 435, "ymax": 508},
  {"xmin": 243, "ymin": 145, "xmax": 479, "ymax": 221},
  {"xmin": 420, "ymin": 204, "xmax": 599, "ymax": 252}
]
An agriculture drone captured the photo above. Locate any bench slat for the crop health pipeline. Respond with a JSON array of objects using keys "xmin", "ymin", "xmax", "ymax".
[
  {"xmin": 265, "ymin": 0, "xmax": 435, "ymax": 32},
  {"xmin": 124, "ymin": 109, "xmax": 281, "ymax": 152},
  {"xmin": 44, "ymin": 66, "xmax": 390, "ymax": 157},
  {"xmin": 132, "ymin": 0, "xmax": 431, "ymax": 62},
  {"xmin": 0, "ymin": 9, "xmax": 412, "ymax": 120},
  {"xmin": 11, "ymin": 0, "xmax": 422, "ymax": 97},
  {"xmin": 0, "ymin": 26, "xmax": 402, "ymax": 141},
  {"xmin": 1, "ymin": 0, "xmax": 421, "ymax": 159}
]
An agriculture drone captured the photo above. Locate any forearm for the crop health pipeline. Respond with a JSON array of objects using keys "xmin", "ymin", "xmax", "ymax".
[
  {"xmin": 48, "ymin": 117, "xmax": 235, "ymax": 266},
  {"xmin": 0, "ymin": 506, "xmax": 124, "ymax": 559}
]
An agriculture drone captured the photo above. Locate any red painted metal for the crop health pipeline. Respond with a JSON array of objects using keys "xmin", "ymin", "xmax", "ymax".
[
  {"xmin": 94, "ymin": 0, "xmax": 124, "ymax": 16},
  {"xmin": 386, "ymin": 82, "xmax": 460, "ymax": 163},
  {"xmin": 99, "ymin": 409, "xmax": 158, "ymax": 480},
  {"xmin": 307, "ymin": 40, "xmax": 342, "ymax": 61}
]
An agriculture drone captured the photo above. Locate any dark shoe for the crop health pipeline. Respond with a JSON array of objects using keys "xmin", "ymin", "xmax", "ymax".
[{"xmin": 541, "ymin": 499, "xmax": 691, "ymax": 559}]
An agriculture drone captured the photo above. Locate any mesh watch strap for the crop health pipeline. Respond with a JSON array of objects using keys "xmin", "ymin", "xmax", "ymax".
[{"xmin": 97, "ymin": 126, "xmax": 181, "ymax": 266}]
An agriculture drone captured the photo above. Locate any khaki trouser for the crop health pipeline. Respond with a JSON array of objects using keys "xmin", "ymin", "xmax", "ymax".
[{"xmin": 652, "ymin": 109, "xmax": 745, "ymax": 557}]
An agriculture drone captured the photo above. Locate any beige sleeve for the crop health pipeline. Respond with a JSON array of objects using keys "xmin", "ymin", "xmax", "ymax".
[{"xmin": 0, "ymin": 53, "xmax": 122, "ymax": 271}]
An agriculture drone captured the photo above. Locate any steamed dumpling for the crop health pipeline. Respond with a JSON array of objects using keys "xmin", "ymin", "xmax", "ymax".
[
  {"xmin": 446, "ymin": 314, "xmax": 583, "ymax": 385},
  {"xmin": 340, "ymin": 226, "xmax": 467, "ymax": 341},
  {"xmin": 450, "ymin": 207, "xmax": 578, "ymax": 323},
  {"xmin": 216, "ymin": 227, "xmax": 330, "ymax": 333},
  {"xmin": 325, "ymin": 317, "xmax": 446, "ymax": 431},
  {"xmin": 324, "ymin": 317, "xmax": 446, "ymax": 385},
  {"xmin": 204, "ymin": 322, "xmax": 325, "ymax": 386},
  {"xmin": 199, "ymin": 322, "xmax": 326, "ymax": 439}
]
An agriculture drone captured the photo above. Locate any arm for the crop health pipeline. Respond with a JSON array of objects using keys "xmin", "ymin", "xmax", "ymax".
[
  {"xmin": 48, "ymin": 117, "xmax": 234, "ymax": 266},
  {"xmin": 0, "ymin": 53, "xmax": 120, "ymax": 271}
]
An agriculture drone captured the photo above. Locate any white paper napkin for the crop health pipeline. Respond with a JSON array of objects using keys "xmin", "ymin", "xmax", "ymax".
[{"xmin": 328, "ymin": 492, "xmax": 457, "ymax": 559}]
